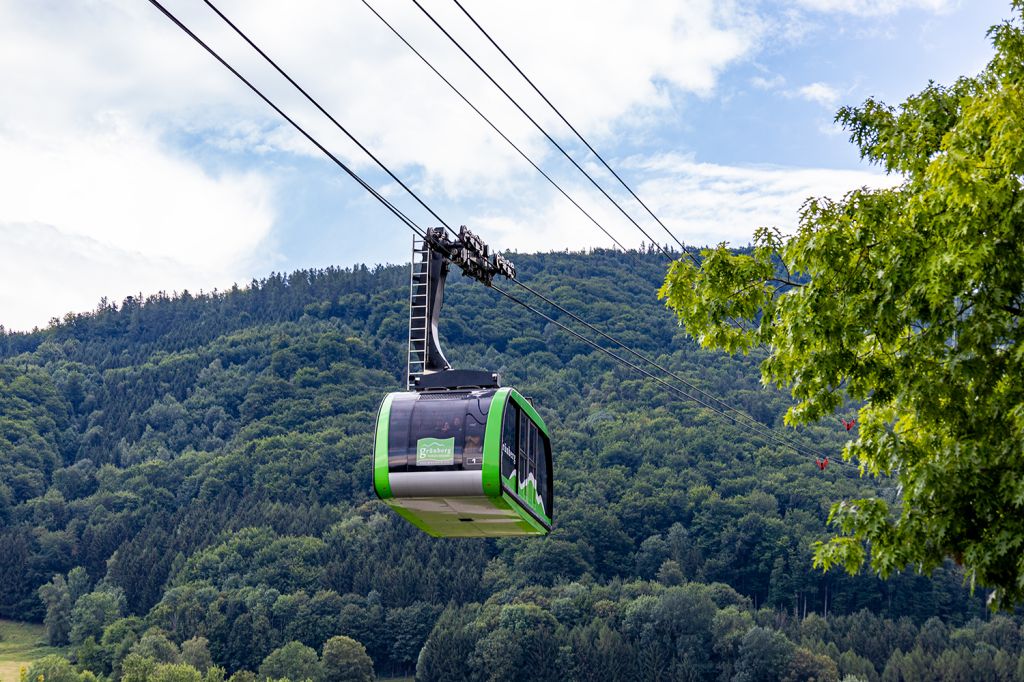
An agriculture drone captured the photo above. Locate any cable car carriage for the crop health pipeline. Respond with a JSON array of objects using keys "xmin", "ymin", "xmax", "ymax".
[{"xmin": 373, "ymin": 228, "xmax": 553, "ymax": 536}]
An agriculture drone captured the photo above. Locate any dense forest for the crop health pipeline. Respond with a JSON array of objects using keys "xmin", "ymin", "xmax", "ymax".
[{"xmin": 2, "ymin": 249, "xmax": 1019, "ymax": 681}]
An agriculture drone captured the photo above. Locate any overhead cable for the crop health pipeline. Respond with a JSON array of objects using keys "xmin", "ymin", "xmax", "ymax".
[
  {"xmin": 146, "ymin": 0, "xmax": 428, "ymax": 242},
  {"xmin": 510, "ymin": 276, "xmax": 828, "ymax": 460},
  {"xmin": 492, "ymin": 283, "xmax": 831, "ymax": 462},
  {"xmin": 450, "ymin": 0, "xmax": 699, "ymax": 266},
  {"xmin": 361, "ymin": 0, "xmax": 638, "ymax": 262},
  {"xmin": 409, "ymin": 0, "xmax": 677, "ymax": 261},
  {"xmin": 200, "ymin": 0, "xmax": 461, "ymax": 241}
]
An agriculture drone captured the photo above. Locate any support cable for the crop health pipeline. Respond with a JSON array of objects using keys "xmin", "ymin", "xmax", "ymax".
[
  {"xmin": 450, "ymin": 0, "xmax": 699, "ymax": 266},
  {"xmin": 146, "ymin": 0, "xmax": 428, "ymax": 243},
  {"xmin": 510, "ymin": 276, "xmax": 828, "ymax": 460},
  {"xmin": 409, "ymin": 0, "xmax": 676, "ymax": 261},
  {"xmin": 492, "ymin": 283, "xmax": 833, "ymax": 462},
  {"xmin": 361, "ymin": 0, "xmax": 639, "ymax": 263},
  {"xmin": 392, "ymin": 2, "xmax": 758, "ymax": 338},
  {"xmin": 201, "ymin": 0, "xmax": 461, "ymax": 241}
]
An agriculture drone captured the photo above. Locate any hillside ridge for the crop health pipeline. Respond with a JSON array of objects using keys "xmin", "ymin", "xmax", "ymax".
[{"xmin": 1, "ymin": 249, "xmax": 999, "ymax": 680}]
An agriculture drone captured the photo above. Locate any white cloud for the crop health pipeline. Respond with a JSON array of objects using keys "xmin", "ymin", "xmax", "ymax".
[
  {"xmin": 210, "ymin": 0, "xmax": 766, "ymax": 195},
  {"xmin": 751, "ymin": 74, "xmax": 786, "ymax": 90},
  {"xmin": 0, "ymin": 0, "xmax": 963, "ymax": 329},
  {"xmin": 793, "ymin": 0, "xmax": 955, "ymax": 17},
  {"xmin": 0, "ymin": 1, "xmax": 282, "ymax": 330},
  {"xmin": 0, "ymin": 0, "xmax": 765, "ymax": 189},
  {"xmin": 0, "ymin": 2, "xmax": 259, "ymax": 329},
  {"xmin": 797, "ymin": 82, "xmax": 842, "ymax": 108},
  {"xmin": 0, "ymin": 223, "xmax": 240, "ymax": 332},
  {"xmin": 478, "ymin": 155, "xmax": 904, "ymax": 254},
  {"xmin": 0, "ymin": 0, "xmax": 767, "ymax": 330},
  {"xmin": 0, "ymin": 114, "xmax": 276, "ymax": 331},
  {"xmin": 628, "ymin": 155, "xmax": 904, "ymax": 246},
  {"xmin": 0, "ymin": 117, "xmax": 274, "ymax": 270}
]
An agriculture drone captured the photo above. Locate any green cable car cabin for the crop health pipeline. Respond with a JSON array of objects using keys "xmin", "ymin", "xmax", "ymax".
[
  {"xmin": 373, "ymin": 386, "xmax": 552, "ymax": 536},
  {"xmin": 373, "ymin": 228, "xmax": 552, "ymax": 537}
]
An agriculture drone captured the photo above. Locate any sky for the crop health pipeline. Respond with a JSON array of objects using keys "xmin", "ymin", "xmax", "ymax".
[{"xmin": 0, "ymin": 0, "xmax": 1010, "ymax": 331}]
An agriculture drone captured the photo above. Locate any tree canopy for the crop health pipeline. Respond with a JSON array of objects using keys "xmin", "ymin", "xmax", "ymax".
[
  {"xmin": 4, "ymin": 243, "xmax": 1009, "ymax": 679},
  {"xmin": 660, "ymin": 3, "xmax": 1024, "ymax": 606},
  {"xmin": 321, "ymin": 636, "xmax": 373, "ymax": 682}
]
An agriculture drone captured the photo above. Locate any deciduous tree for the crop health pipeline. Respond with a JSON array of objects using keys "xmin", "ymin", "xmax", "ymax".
[
  {"xmin": 660, "ymin": 3, "xmax": 1024, "ymax": 606},
  {"xmin": 38, "ymin": 574, "xmax": 72, "ymax": 645},
  {"xmin": 181, "ymin": 636, "xmax": 214, "ymax": 675},
  {"xmin": 70, "ymin": 587, "xmax": 126, "ymax": 644},
  {"xmin": 259, "ymin": 641, "xmax": 322, "ymax": 682},
  {"xmin": 320, "ymin": 636, "xmax": 373, "ymax": 682}
]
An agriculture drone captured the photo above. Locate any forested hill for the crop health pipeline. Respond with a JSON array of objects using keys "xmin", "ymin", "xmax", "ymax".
[{"xmin": 2, "ymin": 248, "xmax": 1014, "ymax": 681}]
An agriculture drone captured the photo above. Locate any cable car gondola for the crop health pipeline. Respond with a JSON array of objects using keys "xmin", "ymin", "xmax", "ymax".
[
  {"xmin": 374, "ymin": 385, "xmax": 552, "ymax": 536},
  {"xmin": 373, "ymin": 228, "xmax": 552, "ymax": 537}
]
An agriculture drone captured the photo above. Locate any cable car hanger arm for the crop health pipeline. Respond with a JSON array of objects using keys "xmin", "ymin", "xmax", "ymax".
[
  {"xmin": 409, "ymin": 227, "xmax": 515, "ymax": 392},
  {"xmin": 424, "ymin": 225, "xmax": 515, "ymax": 286}
]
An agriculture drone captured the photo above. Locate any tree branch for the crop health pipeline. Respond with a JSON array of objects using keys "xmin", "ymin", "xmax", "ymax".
[{"xmin": 767, "ymin": 278, "xmax": 805, "ymax": 288}]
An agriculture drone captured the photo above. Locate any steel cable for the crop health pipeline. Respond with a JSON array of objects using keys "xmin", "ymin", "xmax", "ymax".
[
  {"xmin": 450, "ymin": 0, "xmax": 699, "ymax": 266},
  {"xmin": 409, "ymin": 0, "xmax": 677, "ymax": 261},
  {"xmin": 361, "ymin": 0, "xmax": 639, "ymax": 263}
]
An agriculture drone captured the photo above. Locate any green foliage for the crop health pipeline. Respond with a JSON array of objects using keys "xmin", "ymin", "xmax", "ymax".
[
  {"xmin": 568, "ymin": 617, "xmax": 635, "ymax": 682},
  {"xmin": 204, "ymin": 666, "xmax": 226, "ymax": 682},
  {"xmin": 660, "ymin": 5, "xmax": 1024, "ymax": 606},
  {"xmin": 733, "ymin": 627, "xmax": 796, "ymax": 682},
  {"xmin": 225, "ymin": 671, "xmax": 257, "ymax": 682},
  {"xmin": 21, "ymin": 655, "xmax": 89, "ymax": 682},
  {"xmin": 320, "ymin": 636, "xmax": 373, "ymax": 682},
  {"xmin": 69, "ymin": 587, "xmax": 125, "ymax": 645},
  {"xmin": 258, "ymin": 641, "xmax": 322, "ymax": 682},
  {"xmin": 785, "ymin": 647, "xmax": 839, "ymax": 682},
  {"xmin": 181, "ymin": 636, "xmax": 213, "ymax": 674},
  {"xmin": 64, "ymin": 569, "xmax": 90, "ymax": 605},
  {"xmin": 415, "ymin": 605, "xmax": 481, "ymax": 682},
  {"xmin": 37, "ymin": 576, "xmax": 72, "ymax": 646},
  {"xmin": 475, "ymin": 603, "xmax": 565, "ymax": 682},
  {"xmin": 384, "ymin": 601, "xmax": 440, "ymax": 673},
  {"xmin": 131, "ymin": 627, "xmax": 181, "ymax": 664},
  {"xmin": 120, "ymin": 653, "xmax": 157, "ymax": 682},
  {"xmin": 100, "ymin": 616, "xmax": 145, "ymax": 678},
  {"xmin": 838, "ymin": 649, "xmax": 878, "ymax": 682},
  {"xmin": 0, "ymin": 226, "xmax": 1018, "ymax": 677},
  {"xmin": 73, "ymin": 636, "xmax": 107, "ymax": 677},
  {"xmin": 150, "ymin": 662, "xmax": 204, "ymax": 682}
]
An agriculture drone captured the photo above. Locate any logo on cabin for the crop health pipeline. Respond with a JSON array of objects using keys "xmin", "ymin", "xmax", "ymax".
[{"xmin": 416, "ymin": 437, "xmax": 455, "ymax": 466}]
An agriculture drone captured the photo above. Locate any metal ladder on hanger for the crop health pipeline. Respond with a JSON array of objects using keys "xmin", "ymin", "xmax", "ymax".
[{"xmin": 407, "ymin": 237, "xmax": 430, "ymax": 390}]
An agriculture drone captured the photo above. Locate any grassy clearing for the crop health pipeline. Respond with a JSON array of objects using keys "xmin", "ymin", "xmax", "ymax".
[
  {"xmin": 0, "ymin": 662, "xmax": 26, "ymax": 682},
  {"xmin": 0, "ymin": 620, "xmax": 64, "ymax": 682}
]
